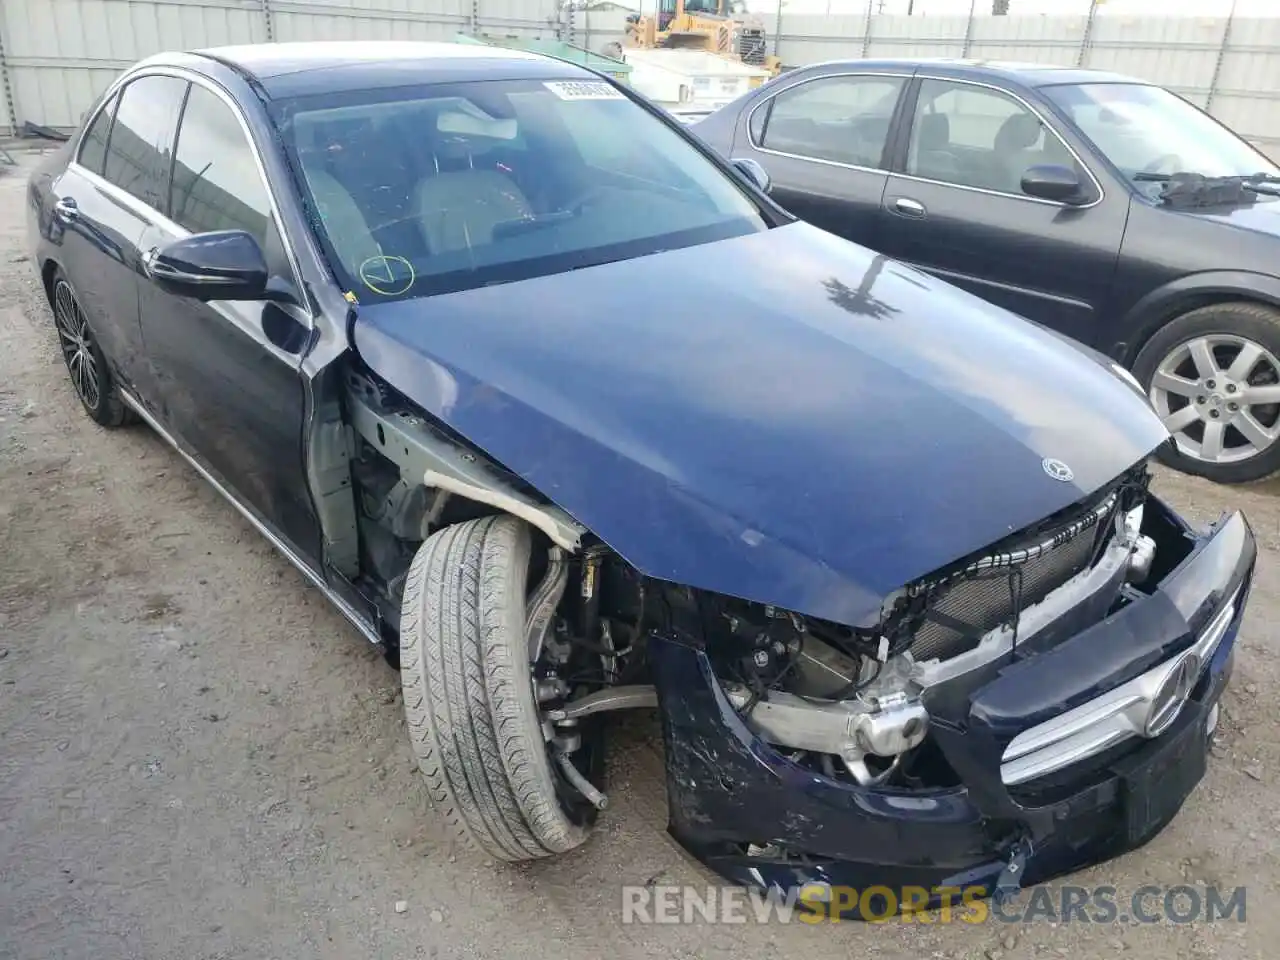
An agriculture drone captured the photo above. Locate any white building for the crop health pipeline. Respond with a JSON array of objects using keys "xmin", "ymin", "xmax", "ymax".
[{"xmin": 622, "ymin": 48, "xmax": 773, "ymax": 109}]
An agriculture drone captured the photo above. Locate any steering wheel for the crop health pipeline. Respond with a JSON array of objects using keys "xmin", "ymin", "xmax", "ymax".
[{"xmin": 1140, "ymin": 153, "xmax": 1184, "ymax": 176}]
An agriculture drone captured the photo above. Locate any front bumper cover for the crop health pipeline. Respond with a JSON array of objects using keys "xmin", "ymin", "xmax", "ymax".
[{"xmin": 649, "ymin": 505, "xmax": 1254, "ymax": 914}]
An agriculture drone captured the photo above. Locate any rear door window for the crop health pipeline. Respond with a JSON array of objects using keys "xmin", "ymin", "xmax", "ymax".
[
  {"xmin": 756, "ymin": 75, "xmax": 905, "ymax": 168},
  {"xmin": 77, "ymin": 92, "xmax": 118, "ymax": 176},
  {"xmin": 102, "ymin": 75, "xmax": 189, "ymax": 212}
]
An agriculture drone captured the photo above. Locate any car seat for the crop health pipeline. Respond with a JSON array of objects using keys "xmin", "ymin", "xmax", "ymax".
[
  {"xmin": 414, "ymin": 134, "xmax": 533, "ymax": 256},
  {"xmin": 993, "ymin": 112, "xmax": 1047, "ymax": 194},
  {"xmin": 293, "ymin": 121, "xmax": 383, "ymax": 278},
  {"xmin": 911, "ymin": 112, "xmax": 960, "ymax": 182}
]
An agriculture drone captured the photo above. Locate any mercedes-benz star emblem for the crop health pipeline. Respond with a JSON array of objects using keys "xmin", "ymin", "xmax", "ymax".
[
  {"xmin": 1144, "ymin": 653, "xmax": 1200, "ymax": 738},
  {"xmin": 1042, "ymin": 458, "xmax": 1074, "ymax": 482}
]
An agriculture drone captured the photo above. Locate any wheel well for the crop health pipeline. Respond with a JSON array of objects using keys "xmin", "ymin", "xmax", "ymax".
[
  {"xmin": 40, "ymin": 259, "xmax": 59, "ymax": 304},
  {"xmin": 1122, "ymin": 292, "xmax": 1280, "ymax": 366}
]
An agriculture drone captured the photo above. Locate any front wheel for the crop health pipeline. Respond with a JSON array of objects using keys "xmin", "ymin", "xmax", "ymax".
[
  {"xmin": 1134, "ymin": 301, "xmax": 1280, "ymax": 484},
  {"xmin": 399, "ymin": 514, "xmax": 592, "ymax": 861}
]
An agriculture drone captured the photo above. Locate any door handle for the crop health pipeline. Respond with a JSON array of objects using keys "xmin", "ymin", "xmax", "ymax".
[
  {"xmin": 53, "ymin": 197, "xmax": 78, "ymax": 223},
  {"xmin": 891, "ymin": 197, "xmax": 926, "ymax": 218}
]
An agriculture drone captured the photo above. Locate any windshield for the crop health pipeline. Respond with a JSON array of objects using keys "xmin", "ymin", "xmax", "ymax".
[
  {"xmin": 271, "ymin": 77, "xmax": 768, "ymax": 302},
  {"xmin": 1043, "ymin": 82, "xmax": 1278, "ymax": 198}
]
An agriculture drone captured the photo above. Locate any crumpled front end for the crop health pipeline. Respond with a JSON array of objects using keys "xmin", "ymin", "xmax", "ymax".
[{"xmin": 648, "ymin": 489, "xmax": 1254, "ymax": 915}]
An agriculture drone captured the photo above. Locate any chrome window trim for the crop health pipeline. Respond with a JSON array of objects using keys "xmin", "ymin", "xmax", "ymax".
[
  {"xmin": 66, "ymin": 65, "xmax": 313, "ymax": 326},
  {"xmin": 74, "ymin": 89, "xmax": 117, "ymax": 170},
  {"xmin": 745, "ymin": 68, "xmax": 1105, "ymax": 209},
  {"xmin": 1000, "ymin": 584, "xmax": 1241, "ymax": 787},
  {"xmin": 746, "ymin": 71, "xmax": 914, "ymax": 175},
  {"xmin": 899, "ymin": 75, "xmax": 1106, "ymax": 209},
  {"xmin": 120, "ymin": 389, "xmax": 381, "ymax": 647}
]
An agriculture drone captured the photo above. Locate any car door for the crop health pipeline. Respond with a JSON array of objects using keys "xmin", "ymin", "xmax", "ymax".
[
  {"xmin": 48, "ymin": 76, "xmax": 188, "ymax": 398},
  {"xmin": 135, "ymin": 79, "xmax": 322, "ymax": 569},
  {"xmin": 876, "ymin": 76, "xmax": 1129, "ymax": 346},
  {"xmin": 730, "ymin": 72, "xmax": 910, "ymax": 249}
]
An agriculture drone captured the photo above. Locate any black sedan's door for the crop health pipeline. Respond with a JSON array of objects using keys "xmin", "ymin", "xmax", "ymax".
[
  {"xmin": 876, "ymin": 77, "xmax": 1129, "ymax": 347},
  {"xmin": 47, "ymin": 76, "xmax": 188, "ymax": 398},
  {"xmin": 727, "ymin": 72, "xmax": 910, "ymax": 249},
  {"xmin": 135, "ymin": 80, "xmax": 322, "ymax": 569}
]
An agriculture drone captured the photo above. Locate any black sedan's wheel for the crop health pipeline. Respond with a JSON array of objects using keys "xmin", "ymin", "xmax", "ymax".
[
  {"xmin": 1134, "ymin": 301, "xmax": 1280, "ymax": 484},
  {"xmin": 400, "ymin": 514, "xmax": 591, "ymax": 861},
  {"xmin": 50, "ymin": 271, "xmax": 132, "ymax": 427}
]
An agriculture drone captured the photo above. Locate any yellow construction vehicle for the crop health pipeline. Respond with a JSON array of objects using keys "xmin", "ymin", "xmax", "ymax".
[{"xmin": 625, "ymin": 0, "xmax": 781, "ymax": 75}]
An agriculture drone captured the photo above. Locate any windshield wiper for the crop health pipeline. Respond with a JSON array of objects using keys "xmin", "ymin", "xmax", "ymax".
[
  {"xmin": 1133, "ymin": 170, "xmax": 1280, "ymax": 207},
  {"xmin": 491, "ymin": 210, "xmax": 575, "ymax": 241},
  {"xmin": 1134, "ymin": 170, "xmax": 1280, "ymax": 183}
]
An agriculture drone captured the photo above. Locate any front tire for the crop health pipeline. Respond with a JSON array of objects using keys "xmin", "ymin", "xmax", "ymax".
[
  {"xmin": 400, "ymin": 514, "xmax": 590, "ymax": 861},
  {"xmin": 1134, "ymin": 301, "xmax": 1280, "ymax": 484}
]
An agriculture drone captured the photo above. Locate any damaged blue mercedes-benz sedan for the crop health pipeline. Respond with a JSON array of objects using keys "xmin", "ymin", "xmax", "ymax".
[{"xmin": 28, "ymin": 40, "xmax": 1254, "ymax": 914}]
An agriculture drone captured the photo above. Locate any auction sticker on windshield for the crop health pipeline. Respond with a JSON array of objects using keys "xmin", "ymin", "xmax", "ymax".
[{"xmin": 544, "ymin": 80, "xmax": 625, "ymax": 100}]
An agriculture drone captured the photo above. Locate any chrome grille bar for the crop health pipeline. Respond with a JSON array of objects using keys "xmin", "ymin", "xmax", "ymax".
[{"xmin": 1000, "ymin": 586, "xmax": 1241, "ymax": 786}]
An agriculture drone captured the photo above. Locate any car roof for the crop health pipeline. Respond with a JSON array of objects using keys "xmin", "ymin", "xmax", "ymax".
[
  {"xmin": 152, "ymin": 41, "xmax": 598, "ymax": 98},
  {"xmin": 789, "ymin": 57, "xmax": 1148, "ymax": 89}
]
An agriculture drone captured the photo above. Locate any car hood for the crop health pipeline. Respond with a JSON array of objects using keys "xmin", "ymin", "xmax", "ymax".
[{"xmin": 353, "ymin": 222, "xmax": 1168, "ymax": 628}]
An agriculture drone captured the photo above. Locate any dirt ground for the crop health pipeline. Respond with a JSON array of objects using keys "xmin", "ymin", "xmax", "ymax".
[{"xmin": 0, "ymin": 146, "xmax": 1276, "ymax": 960}]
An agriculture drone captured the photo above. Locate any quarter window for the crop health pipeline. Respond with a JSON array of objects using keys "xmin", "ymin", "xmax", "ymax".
[
  {"xmin": 102, "ymin": 75, "xmax": 189, "ymax": 211},
  {"xmin": 77, "ymin": 92, "xmax": 117, "ymax": 176},
  {"xmin": 906, "ymin": 79, "xmax": 1076, "ymax": 196},
  {"xmin": 757, "ymin": 75, "xmax": 904, "ymax": 168},
  {"xmin": 170, "ymin": 84, "xmax": 272, "ymax": 245}
]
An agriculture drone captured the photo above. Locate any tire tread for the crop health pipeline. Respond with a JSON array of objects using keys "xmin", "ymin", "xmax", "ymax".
[{"xmin": 400, "ymin": 515, "xmax": 587, "ymax": 861}]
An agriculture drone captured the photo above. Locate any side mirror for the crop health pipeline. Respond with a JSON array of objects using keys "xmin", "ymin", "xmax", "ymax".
[
  {"xmin": 146, "ymin": 229, "xmax": 271, "ymax": 302},
  {"xmin": 730, "ymin": 156, "xmax": 772, "ymax": 194},
  {"xmin": 1020, "ymin": 164, "xmax": 1087, "ymax": 205}
]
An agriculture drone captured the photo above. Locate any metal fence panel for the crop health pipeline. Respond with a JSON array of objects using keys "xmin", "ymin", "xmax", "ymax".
[
  {"xmin": 865, "ymin": 14, "xmax": 971, "ymax": 60},
  {"xmin": 0, "ymin": 1, "xmax": 1278, "ymax": 162},
  {"xmin": 478, "ymin": 0, "xmax": 560, "ymax": 37},
  {"xmin": 1083, "ymin": 16, "xmax": 1227, "ymax": 105},
  {"xmin": 569, "ymin": 8, "xmax": 629, "ymax": 57},
  {"xmin": 967, "ymin": 14, "xmax": 1088, "ymax": 65},
  {"xmin": 1215, "ymin": 17, "xmax": 1280, "ymax": 156},
  {"xmin": 775, "ymin": 14, "xmax": 869, "ymax": 66},
  {"xmin": 1, "ymin": 0, "xmax": 266, "ymax": 130},
  {"xmin": 271, "ymin": 3, "xmax": 468, "ymax": 44}
]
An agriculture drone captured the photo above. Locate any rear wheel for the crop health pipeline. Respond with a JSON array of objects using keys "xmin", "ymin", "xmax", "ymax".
[
  {"xmin": 1134, "ymin": 301, "xmax": 1280, "ymax": 484},
  {"xmin": 49, "ymin": 270, "xmax": 132, "ymax": 427},
  {"xmin": 399, "ymin": 514, "xmax": 592, "ymax": 861}
]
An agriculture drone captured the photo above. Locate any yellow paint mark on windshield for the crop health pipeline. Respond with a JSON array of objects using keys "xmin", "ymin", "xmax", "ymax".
[{"xmin": 359, "ymin": 255, "xmax": 415, "ymax": 297}]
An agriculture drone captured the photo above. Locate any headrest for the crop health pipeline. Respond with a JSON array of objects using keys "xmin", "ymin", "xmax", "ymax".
[
  {"xmin": 918, "ymin": 113, "xmax": 950, "ymax": 151},
  {"xmin": 994, "ymin": 113, "xmax": 1043, "ymax": 153}
]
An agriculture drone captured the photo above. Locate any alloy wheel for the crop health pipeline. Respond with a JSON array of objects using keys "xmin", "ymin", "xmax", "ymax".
[
  {"xmin": 1149, "ymin": 334, "xmax": 1280, "ymax": 465},
  {"xmin": 52, "ymin": 279, "xmax": 101, "ymax": 412}
]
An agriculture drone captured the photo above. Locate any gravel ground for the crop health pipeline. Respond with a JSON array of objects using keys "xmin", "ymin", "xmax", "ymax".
[{"xmin": 0, "ymin": 147, "xmax": 1276, "ymax": 960}]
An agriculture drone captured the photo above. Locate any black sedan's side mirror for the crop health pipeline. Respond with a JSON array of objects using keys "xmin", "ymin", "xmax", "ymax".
[
  {"xmin": 1021, "ymin": 164, "xmax": 1088, "ymax": 205},
  {"xmin": 731, "ymin": 157, "xmax": 772, "ymax": 194},
  {"xmin": 145, "ymin": 229, "xmax": 273, "ymax": 302}
]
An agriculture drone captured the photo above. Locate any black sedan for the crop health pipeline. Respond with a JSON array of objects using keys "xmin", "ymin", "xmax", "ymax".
[
  {"xmin": 27, "ymin": 41, "xmax": 1254, "ymax": 912},
  {"xmin": 694, "ymin": 59, "xmax": 1280, "ymax": 484}
]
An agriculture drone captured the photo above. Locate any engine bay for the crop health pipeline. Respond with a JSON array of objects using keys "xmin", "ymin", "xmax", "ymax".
[{"xmin": 344, "ymin": 369, "xmax": 1197, "ymax": 798}]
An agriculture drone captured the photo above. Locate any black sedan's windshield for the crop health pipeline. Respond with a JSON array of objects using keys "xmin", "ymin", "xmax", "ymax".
[
  {"xmin": 271, "ymin": 77, "xmax": 769, "ymax": 301},
  {"xmin": 1044, "ymin": 82, "xmax": 1279, "ymax": 197}
]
